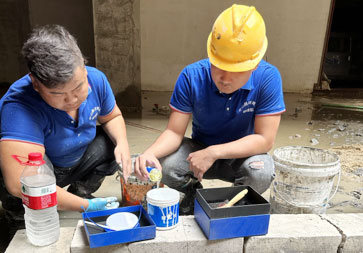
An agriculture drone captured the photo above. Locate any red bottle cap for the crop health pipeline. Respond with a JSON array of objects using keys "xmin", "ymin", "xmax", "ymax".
[{"xmin": 28, "ymin": 152, "xmax": 43, "ymax": 161}]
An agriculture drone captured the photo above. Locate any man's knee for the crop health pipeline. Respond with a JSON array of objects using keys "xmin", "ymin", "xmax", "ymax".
[
  {"xmin": 94, "ymin": 161, "xmax": 119, "ymax": 176},
  {"xmin": 234, "ymin": 154, "xmax": 275, "ymax": 194},
  {"xmin": 160, "ymin": 138, "xmax": 201, "ymax": 192},
  {"xmin": 160, "ymin": 153, "xmax": 189, "ymax": 191}
]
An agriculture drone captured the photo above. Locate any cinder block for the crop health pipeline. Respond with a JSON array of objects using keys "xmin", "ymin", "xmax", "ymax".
[
  {"xmin": 71, "ymin": 216, "xmax": 243, "ymax": 252},
  {"xmin": 128, "ymin": 216, "xmax": 188, "ymax": 253},
  {"xmin": 244, "ymin": 214, "xmax": 341, "ymax": 253},
  {"xmin": 323, "ymin": 213, "xmax": 363, "ymax": 253},
  {"xmin": 5, "ymin": 227, "xmax": 75, "ymax": 253},
  {"xmin": 71, "ymin": 220, "xmax": 129, "ymax": 253},
  {"xmin": 183, "ymin": 216, "xmax": 243, "ymax": 253}
]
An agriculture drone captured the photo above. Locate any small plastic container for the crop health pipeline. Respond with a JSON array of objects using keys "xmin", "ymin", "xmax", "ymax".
[
  {"xmin": 147, "ymin": 166, "xmax": 162, "ymax": 182},
  {"xmin": 146, "ymin": 188, "xmax": 180, "ymax": 230},
  {"xmin": 82, "ymin": 205, "xmax": 156, "ymax": 248},
  {"xmin": 194, "ymin": 185, "xmax": 270, "ymax": 240}
]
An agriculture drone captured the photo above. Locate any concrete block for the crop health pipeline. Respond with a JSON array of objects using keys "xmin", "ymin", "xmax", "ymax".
[
  {"xmin": 183, "ymin": 216, "xmax": 243, "ymax": 253},
  {"xmin": 71, "ymin": 216, "xmax": 243, "ymax": 252},
  {"xmin": 71, "ymin": 220, "xmax": 128, "ymax": 253},
  {"xmin": 244, "ymin": 214, "xmax": 341, "ymax": 253},
  {"xmin": 128, "ymin": 215, "xmax": 188, "ymax": 253},
  {"xmin": 323, "ymin": 213, "xmax": 363, "ymax": 253},
  {"xmin": 5, "ymin": 227, "xmax": 75, "ymax": 253}
]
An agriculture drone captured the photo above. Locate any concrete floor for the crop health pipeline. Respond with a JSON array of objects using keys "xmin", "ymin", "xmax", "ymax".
[{"xmin": 1, "ymin": 91, "xmax": 363, "ymax": 251}]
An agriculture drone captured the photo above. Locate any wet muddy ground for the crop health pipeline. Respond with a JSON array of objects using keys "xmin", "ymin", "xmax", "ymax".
[
  {"xmin": 128, "ymin": 91, "xmax": 363, "ymax": 214},
  {"xmin": 277, "ymin": 93, "xmax": 363, "ymax": 213}
]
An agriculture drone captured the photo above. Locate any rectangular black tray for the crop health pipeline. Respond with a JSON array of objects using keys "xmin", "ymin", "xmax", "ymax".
[{"xmin": 195, "ymin": 185, "xmax": 270, "ymax": 219}]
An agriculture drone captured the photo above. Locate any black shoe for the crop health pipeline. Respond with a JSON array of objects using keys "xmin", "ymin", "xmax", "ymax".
[{"xmin": 179, "ymin": 181, "xmax": 203, "ymax": 216}]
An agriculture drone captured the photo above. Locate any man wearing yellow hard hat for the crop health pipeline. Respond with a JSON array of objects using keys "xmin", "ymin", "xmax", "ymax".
[{"xmin": 134, "ymin": 4, "xmax": 285, "ymax": 215}]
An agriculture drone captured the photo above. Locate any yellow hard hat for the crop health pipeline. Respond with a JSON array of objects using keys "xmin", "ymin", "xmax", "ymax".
[{"xmin": 207, "ymin": 4, "xmax": 268, "ymax": 72}]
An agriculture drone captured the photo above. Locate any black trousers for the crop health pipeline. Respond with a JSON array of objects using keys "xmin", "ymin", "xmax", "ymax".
[{"xmin": 0, "ymin": 126, "xmax": 119, "ymax": 214}]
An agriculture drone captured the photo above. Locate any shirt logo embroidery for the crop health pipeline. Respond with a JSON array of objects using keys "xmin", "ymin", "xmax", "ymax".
[
  {"xmin": 238, "ymin": 100, "xmax": 256, "ymax": 113},
  {"xmin": 89, "ymin": 107, "xmax": 101, "ymax": 120}
]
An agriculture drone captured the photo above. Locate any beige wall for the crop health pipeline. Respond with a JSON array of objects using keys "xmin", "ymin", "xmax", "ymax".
[{"xmin": 140, "ymin": 0, "xmax": 332, "ymax": 93}]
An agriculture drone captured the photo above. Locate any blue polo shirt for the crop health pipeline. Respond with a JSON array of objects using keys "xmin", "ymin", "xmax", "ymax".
[
  {"xmin": 0, "ymin": 66, "xmax": 115, "ymax": 167},
  {"xmin": 170, "ymin": 59, "xmax": 285, "ymax": 146}
]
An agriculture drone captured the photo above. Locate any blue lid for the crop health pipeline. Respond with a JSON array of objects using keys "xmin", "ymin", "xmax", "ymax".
[{"xmin": 146, "ymin": 166, "xmax": 155, "ymax": 173}]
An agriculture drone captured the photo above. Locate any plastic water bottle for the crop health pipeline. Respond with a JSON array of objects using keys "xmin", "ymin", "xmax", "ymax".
[{"xmin": 18, "ymin": 152, "xmax": 60, "ymax": 246}]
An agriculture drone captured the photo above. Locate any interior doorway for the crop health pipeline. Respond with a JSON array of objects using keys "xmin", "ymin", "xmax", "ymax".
[{"xmin": 319, "ymin": 0, "xmax": 363, "ymax": 90}]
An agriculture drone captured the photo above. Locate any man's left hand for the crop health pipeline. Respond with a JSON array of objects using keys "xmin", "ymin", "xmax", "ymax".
[
  {"xmin": 86, "ymin": 197, "xmax": 119, "ymax": 212},
  {"xmin": 187, "ymin": 148, "xmax": 216, "ymax": 181},
  {"xmin": 114, "ymin": 145, "xmax": 132, "ymax": 181}
]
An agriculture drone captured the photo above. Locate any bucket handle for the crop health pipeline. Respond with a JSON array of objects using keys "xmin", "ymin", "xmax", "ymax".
[{"xmin": 272, "ymin": 169, "xmax": 341, "ymax": 208}]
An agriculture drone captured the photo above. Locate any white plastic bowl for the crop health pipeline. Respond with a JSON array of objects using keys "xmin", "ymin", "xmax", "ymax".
[{"xmin": 106, "ymin": 212, "xmax": 138, "ymax": 231}]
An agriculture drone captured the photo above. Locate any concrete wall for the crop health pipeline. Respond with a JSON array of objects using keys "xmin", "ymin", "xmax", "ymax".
[
  {"xmin": 0, "ymin": 0, "xmax": 30, "ymax": 85},
  {"xmin": 28, "ymin": 0, "xmax": 95, "ymax": 67},
  {"xmin": 0, "ymin": 0, "xmax": 332, "ymax": 104},
  {"xmin": 93, "ymin": 0, "xmax": 141, "ymax": 111},
  {"xmin": 0, "ymin": 0, "xmax": 95, "ymax": 86},
  {"xmin": 263, "ymin": 0, "xmax": 331, "ymax": 93},
  {"xmin": 140, "ymin": 0, "xmax": 332, "ymax": 93},
  {"xmin": 0, "ymin": 0, "xmax": 141, "ymax": 109}
]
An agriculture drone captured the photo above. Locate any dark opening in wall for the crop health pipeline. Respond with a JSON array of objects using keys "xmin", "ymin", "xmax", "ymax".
[{"xmin": 322, "ymin": 0, "xmax": 363, "ymax": 89}]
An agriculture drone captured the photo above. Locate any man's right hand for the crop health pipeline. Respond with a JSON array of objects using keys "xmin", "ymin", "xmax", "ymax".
[
  {"xmin": 86, "ymin": 197, "xmax": 119, "ymax": 212},
  {"xmin": 134, "ymin": 153, "xmax": 162, "ymax": 181}
]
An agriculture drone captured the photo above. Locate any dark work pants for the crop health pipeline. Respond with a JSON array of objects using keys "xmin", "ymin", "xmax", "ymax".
[
  {"xmin": 160, "ymin": 137, "xmax": 275, "ymax": 194},
  {"xmin": 0, "ymin": 126, "xmax": 118, "ymax": 226},
  {"xmin": 53, "ymin": 127, "xmax": 119, "ymax": 196}
]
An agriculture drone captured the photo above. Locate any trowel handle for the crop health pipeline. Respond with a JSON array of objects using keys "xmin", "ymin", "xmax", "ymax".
[{"xmin": 226, "ymin": 189, "xmax": 248, "ymax": 207}]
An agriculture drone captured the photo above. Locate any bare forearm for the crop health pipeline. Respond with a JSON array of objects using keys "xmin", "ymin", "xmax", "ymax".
[
  {"xmin": 102, "ymin": 115, "xmax": 128, "ymax": 146},
  {"xmin": 6, "ymin": 182, "xmax": 88, "ymax": 212},
  {"xmin": 208, "ymin": 134, "xmax": 274, "ymax": 160},
  {"xmin": 56, "ymin": 186, "xmax": 88, "ymax": 212},
  {"xmin": 144, "ymin": 129, "xmax": 184, "ymax": 158},
  {"xmin": 209, "ymin": 115, "xmax": 281, "ymax": 160}
]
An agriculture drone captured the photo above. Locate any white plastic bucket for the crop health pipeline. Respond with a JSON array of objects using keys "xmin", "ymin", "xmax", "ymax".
[
  {"xmin": 146, "ymin": 188, "xmax": 179, "ymax": 230},
  {"xmin": 270, "ymin": 146, "xmax": 341, "ymax": 214}
]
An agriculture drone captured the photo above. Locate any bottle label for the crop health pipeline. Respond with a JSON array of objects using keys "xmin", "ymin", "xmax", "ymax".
[{"xmin": 21, "ymin": 183, "xmax": 57, "ymax": 210}]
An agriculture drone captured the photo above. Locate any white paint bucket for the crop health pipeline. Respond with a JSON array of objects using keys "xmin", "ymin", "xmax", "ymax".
[
  {"xmin": 270, "ymin": 146, "xmax": 341, "ymax": 214},
  {"xmin": 146, "ymin": 188, "xmax": 180, "ymax": 230}
]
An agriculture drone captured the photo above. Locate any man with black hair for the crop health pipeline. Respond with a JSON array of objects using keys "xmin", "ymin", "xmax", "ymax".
[
  {"xmin": 134, "ymin": 5, "xmax": 285, "ymax": 215},
  {"xmin": 0, "ymin": 25, "xmax": 131, "ymax": 229}
]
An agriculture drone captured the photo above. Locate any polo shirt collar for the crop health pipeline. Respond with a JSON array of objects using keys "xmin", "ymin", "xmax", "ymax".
[
  {"xmin": 211, "ymin": 75, "xmax": 254, "ymax": 95},
  {"xmin": 241, "ymin": 78, "xmax": 254, "ymax": 91}
]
